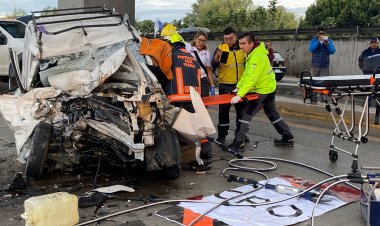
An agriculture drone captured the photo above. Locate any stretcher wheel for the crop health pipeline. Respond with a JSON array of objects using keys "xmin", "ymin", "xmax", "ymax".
[
  {"xmin": 361, "ymin": 136, "xmax": 368, "ymax": 143},
  {"xmin": 329, "ymin": 150, "xmax": 338, "ymax": 163}
]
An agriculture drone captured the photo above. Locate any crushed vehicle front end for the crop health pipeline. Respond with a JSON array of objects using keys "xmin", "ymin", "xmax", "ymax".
[{"xmin": 0, "ymin": 8, "xmax": 182, "ymax": 179}]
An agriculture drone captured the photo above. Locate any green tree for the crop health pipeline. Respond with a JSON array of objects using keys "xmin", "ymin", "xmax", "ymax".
[
  {"xmin": 183, "ymin": 0, "xmax": 254, "ymax": 31},
  {"xmin": 135, "ymin": 19, "xmax": 154, "ymax": 35},
  {"xmin": 6, "ymin": 8, "xmax": 27, "ymax": 18},
  {"xmin": 41, "ymin": 6, "xmax": 58, "ymax": 15},
  {"xmin": 182, "ymin": 0, "xmax": 298, "ymax": 32},
  {"xmin": 303, "ymin": 0, "xmax": 380, "ymax": 27}
]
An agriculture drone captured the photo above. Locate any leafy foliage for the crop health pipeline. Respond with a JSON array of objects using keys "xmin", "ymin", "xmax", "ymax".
[
  {"xmin": 134, "ymin": 0, "xmax": 298, "ymax": 34},
  {"xmin": 41, "ymin": 6, "xmax": 58, "ymax": 15},
  {"xmin": 182, "ymin": 0, "xmax": 298, "ymax": 32},
  {"xmin": 5, "ymin": 8, "xmax": 28, "ymax": 18},
  {"xmin": 302, "ymin": 0, "xmax": 380, "ymax": 27},
  {"xmin": 135, "ymin": 19, "xmax": 155, "ymax": 35}
]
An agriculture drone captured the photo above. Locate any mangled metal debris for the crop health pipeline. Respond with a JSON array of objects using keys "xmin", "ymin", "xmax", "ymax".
[{"xmin": 0, "ymin": 7, "xmax": 184, "ymax": 179}]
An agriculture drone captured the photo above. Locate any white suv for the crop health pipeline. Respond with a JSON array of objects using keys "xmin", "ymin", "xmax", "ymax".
[{"xmin": 0, "ymin": 19, "xmax": 25, "ymax": 81}]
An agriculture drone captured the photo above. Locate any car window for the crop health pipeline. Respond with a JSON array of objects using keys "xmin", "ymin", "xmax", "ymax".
[
  {"xmin": 273, "ymin": 52, "xmax": 284, "ymax": 61},
  {"xmin": 0, "ymin": 21, "xmax": 26, "ymax": 38}
]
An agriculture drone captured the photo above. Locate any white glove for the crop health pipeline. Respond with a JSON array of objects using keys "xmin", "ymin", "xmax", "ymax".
[
  {"xmin": 195, "ymin": 141, "xmax": 204, "ymax": 165},
  {"xmin": 231, "ymin": 95, "xmax": 242, "ymax": 104},
  {"xmin": 231, "ymin": 88, "xmax": 238, "ymax": 93}
]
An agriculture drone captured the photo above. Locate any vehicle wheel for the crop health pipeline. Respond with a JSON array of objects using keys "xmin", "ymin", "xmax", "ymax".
[
  {"xmin": 25, "ymin": 122, "xmax": 52, "ymax": 178},
  {"xmin": 163, "ymin": 164, "xmax": 181, "ymax": 180},
  {"xmin": 153, "ymin": 125, "xmax": 181, "ymax": 169},
  {"xmin": 329, "ymin": 150, "xmax": 338, "ymax": 163}
]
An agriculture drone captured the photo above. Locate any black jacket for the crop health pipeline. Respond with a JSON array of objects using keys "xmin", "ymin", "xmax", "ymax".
[
  {"xmin": 358, "ymin": 47, "xmax": 380, "ymax": 74},
  {"xmin": 166, "ymin": 44, "xmax": 201, "ymax": 102}
]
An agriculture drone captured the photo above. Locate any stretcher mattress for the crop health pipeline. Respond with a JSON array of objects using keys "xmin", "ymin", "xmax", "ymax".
[
  {"xmin": 202, "ymin": 93, "xmax": 258, "ymax": 106},
  {"xmin": 300, "ymin": 74, "xmax": 380, "ymax": 89}
]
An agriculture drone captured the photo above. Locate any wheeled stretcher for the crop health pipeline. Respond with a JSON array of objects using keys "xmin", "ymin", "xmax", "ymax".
[{"xmin": 299, "ymin": 72, "xmax": 380, "ymax": 172}]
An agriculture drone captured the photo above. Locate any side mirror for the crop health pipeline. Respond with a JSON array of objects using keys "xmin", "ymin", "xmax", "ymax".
[{"xmin": 0, "ymin": 33, "xmax": 7, "ymax": 45}]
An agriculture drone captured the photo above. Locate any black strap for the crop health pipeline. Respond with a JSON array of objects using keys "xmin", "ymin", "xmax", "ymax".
[{"xmin": 193, "ymin": 50, "xmax": 208, "ymax": 75}]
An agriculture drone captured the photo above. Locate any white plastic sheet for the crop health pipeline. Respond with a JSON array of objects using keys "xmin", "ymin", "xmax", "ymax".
[{"xmin": 172, "ymin": 87, "xmax": 216, "ymax": 142}]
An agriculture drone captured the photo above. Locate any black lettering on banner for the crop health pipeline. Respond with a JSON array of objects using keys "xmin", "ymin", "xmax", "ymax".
[
  {"xmin": 266, "ymin": 205, "xmax": 303, "ymax": 218},
  {"xmin": 236, "ymin": 195, "xmax": 270, "ymax": 205},
  {"xmin": 214, "ymin": 189, "xmax": 243, "ymax": 200}
]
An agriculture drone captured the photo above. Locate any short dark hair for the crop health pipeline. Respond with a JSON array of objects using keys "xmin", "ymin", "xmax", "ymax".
[
  {"xmin": 239, "ymin": 32, "xmax": 255, "ymax": 43},
  {"xmin": 317, "ymin": 27, "xmax": 326, "ymax": 32},
  {"xmin": 223, "ymin": 27, "xmax": 235, "ymax": 35}
]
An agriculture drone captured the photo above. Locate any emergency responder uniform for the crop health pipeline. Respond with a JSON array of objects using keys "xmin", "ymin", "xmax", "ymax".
[
  {"xmin": 211, "ymin": 44, "xmax": 246, "ymax": 144},
  {"xmin": 162, "ymin": 30, "xmax": 213, "ymax": 173},
  {"xmin": 229, "ymin": 42, "xmax": 294, "ymax": 151}
]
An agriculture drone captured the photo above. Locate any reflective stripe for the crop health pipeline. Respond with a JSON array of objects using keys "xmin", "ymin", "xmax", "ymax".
[
  {"xmin": 168, "ymin": 94, "xmax": 191, "ymax": 102},
  {"xmin": 238, "ymin": 119, "xmax": 250, "ymax": 125},
  {"xmin": 272, "ymin": 117, "xmax": 283, "ymax": 124},
  {"xmin": 175, "ymin": 67, "xmax": 184, "ymax": 94},
  {"xmin": 197, "ymin": 68, "xmax": 201, "ymax": 90},
  {"xmin": 219, "ymin": 123, "xmax": 229, "ymax": 127},
  {"xmin": 367, "ymin": 53, "xmax": 380, "ymax": 59}
]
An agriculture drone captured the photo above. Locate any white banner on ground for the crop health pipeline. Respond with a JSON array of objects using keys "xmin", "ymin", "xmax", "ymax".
[{"xmin": 178, "ymin": 177, "xmax": 347, "ymax": 226}]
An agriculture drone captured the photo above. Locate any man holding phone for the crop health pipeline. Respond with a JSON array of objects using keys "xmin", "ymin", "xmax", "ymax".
[
  {"xmin": 211, "ymin": 27, "xmax": 247, "ymax": 145},
  {"xmin": 309, "ymin": 27, "xmax": 336, "ymax": 102}
]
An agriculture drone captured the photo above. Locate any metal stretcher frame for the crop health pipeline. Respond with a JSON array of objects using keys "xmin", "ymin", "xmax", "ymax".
[{"xmin": 299, "ymin": 71, "xmax": 380, "ymax": 173}]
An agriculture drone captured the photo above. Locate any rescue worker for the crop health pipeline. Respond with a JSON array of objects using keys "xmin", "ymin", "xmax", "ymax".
[
  {"xmin": 211, "ymin": 27, "xmax": 247, "ymax": 145},
  {"xmin": 165, "ymin": 33, "xmax": 201, "ymax": 111},
  {"xmin": 229, "ymin": 32, "xmax": 294, "ymax": 152},
  {"xmin": 161, "ymin": 26, "xmax": 212, "ymax": 174}
]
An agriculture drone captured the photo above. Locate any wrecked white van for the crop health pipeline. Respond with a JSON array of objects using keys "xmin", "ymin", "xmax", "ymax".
[{"xmin": 0, "ymin": 8, "xmax": 182, "ymax": 179}]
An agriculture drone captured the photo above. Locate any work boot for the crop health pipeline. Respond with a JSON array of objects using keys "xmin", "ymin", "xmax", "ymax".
[
  {"xmin": 216, "ymin": 136, "xmax": 226, "ymax": 145},
  {"xmin": 274, "ymin": 138, "xmax": 294, "ymax": 147},
  {"xmin": 228, "ymin": 139, "xmax": 245, "ymax": 152},
  {"xmin": 200, "ymin": 141, "xmax": 212, "ymax": 159},
  {"xmin": 196, "ymin": 161, "xmax": 212, "ymax": 175}
]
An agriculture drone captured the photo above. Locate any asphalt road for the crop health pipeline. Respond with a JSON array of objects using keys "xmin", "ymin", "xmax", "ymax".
[{"xmin": 0, "ymin": 92, "xmax": 379, "ymax": 226}]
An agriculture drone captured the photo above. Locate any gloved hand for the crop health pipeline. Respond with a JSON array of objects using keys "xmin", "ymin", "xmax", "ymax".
[
  {"xmin": 231, "ymin": 95, "xmax": 241, "ymax": 104},
  {"xmin": 210, "ymin": 85, "xmax": 216, "ymax": 96},
  {"xmin": 231, "ymin": 88, "xmax": 238, "ymax": 93}
]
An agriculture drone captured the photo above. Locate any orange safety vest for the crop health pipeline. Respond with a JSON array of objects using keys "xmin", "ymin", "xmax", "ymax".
[{"xmin": 166, "ymin": 45, "xmax": 201, "ymax": 102}]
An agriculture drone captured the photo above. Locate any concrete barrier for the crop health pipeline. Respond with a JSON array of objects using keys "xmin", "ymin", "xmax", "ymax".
[{"xmin": 208, "ymin": 37, "xmax": 372, "ymax": 77}]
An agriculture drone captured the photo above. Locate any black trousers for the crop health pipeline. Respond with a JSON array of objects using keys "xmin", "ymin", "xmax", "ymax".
[
  {"xmin": 217, "ymin": 83, "xmax": 244, "ymax": 138},
  {"xmin": 234, "ymin": 91, "xmax": 293, "ymax": 142},
  {"xmin": 200, "ymin": 77, "xmax": 209, "ymax": 97}
]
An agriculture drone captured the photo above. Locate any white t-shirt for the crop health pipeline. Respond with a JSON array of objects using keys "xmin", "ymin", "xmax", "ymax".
[{"xmin": 185, "ymin": 42, "xmax": 211, "ymax": 78}]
